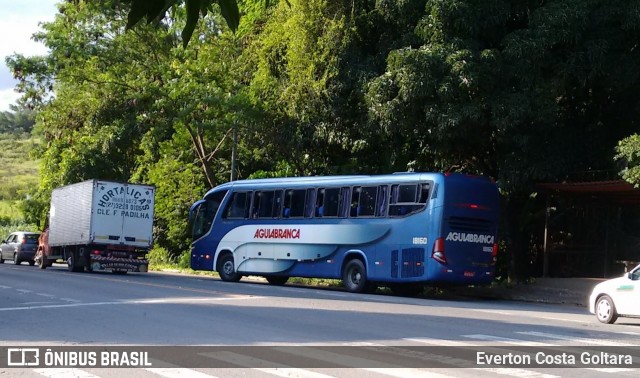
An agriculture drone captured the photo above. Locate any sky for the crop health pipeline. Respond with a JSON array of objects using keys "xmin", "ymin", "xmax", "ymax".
[{"xmin": 0, "ymin": 0, "xmax": 58, "ymax": 112}]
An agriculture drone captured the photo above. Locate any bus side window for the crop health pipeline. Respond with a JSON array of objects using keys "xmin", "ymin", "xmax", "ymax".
[
  {"xmin": 304, "ymin": 188, "xmax": 316, "ymax": 218},
  {"xmin": 419, "ymin": 183, "xmax": 430, "ymax": 203},
  {"xmin": 315, "ymin": 189, "xmax": 325, "ymax": 217},
  {"xmin": 253, "ymin": 191, "xmax": 276, "ymax": 218},
  {"xmin": 339, "ymin": 187, "xmax": 350, "ymax": 217},
  {"xmin": 284, "ymin": 189, "xmax": 306, "ymax": 218},
  {"xmin": 224, "ymin": 192, "xmax": 249, "ymax": 219},
  {"xmin": 359, "ymin": 186, "xmax": 377, "ymax": 217},
  {"xmin": 376, "ymin": 185, "xmax": 388, "ymax": 217},
  {"xmin": 323, "ymin": 188, "xmax": 340, "ymax": 217},
  {"xmin": 273, "ymin": 190, "xmax": 283, "ymax": 218},
  {"xmin": 388, "ymin": 183, "xmax": 428, "ymax": 217},
  {"xmin": 350, "ymin": 187, "xmax": 361, "ymax": 217}
]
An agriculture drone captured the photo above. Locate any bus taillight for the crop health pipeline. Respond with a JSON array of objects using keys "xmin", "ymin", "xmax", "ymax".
[
  {"xmin": 492, "ymin": 243, "xmax": 498, "ymax": 262},
  {"xmin": 431, "ymin": 238, "xmax": 447, "ymax": 264}
]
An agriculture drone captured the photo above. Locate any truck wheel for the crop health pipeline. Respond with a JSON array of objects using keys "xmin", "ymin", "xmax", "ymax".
[
  {"xmin": 217, "ymin": 254, "xmax": 241, "ymax": 282},
  {"xmin": 37, "ymin": 255, "xmax": 47, "ymax": 269},
  {"xmin": 67, "ymin": 255, "xmax": 74, "ymax": 271},
  {"xmin": 67, "ymin": 253, "xmax": 82, "ymax": 272}
]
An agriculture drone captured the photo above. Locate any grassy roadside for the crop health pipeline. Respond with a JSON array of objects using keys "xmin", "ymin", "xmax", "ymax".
[{"xmin": 148, "ymin": 261, "xmax": 343, "ymax": 288}]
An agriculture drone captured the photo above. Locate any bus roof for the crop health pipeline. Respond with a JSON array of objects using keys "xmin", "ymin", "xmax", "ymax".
[{"xmin": 203, "ymin": 172, "xmax": 493, "ymax": 197}]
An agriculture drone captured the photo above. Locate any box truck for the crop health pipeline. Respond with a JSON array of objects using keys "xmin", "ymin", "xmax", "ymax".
[{"xmin": 36, "ymin": 180, "xmax": 155, "ymax": 273}]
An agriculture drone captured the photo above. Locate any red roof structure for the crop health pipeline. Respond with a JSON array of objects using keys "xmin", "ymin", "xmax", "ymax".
[
  {"xmin": 538, "ymin": 180, "xmax": 640, "ymax": 204},
  {"xmin": 537, "ymin": 179, "xmax": 640, "ymax": 277}
]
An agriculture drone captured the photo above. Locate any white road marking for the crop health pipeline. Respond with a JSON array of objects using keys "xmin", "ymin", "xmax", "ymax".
[
  {"xmin": 255, "ymin": 368, "xmax": 335, "ymax": 378},
  {"xmin": 34, "ymin": 368, "xmax": 100, "ymax": 377},
  {"xmin": 60, "ymin": 298, "xmax": 82, "ymax": 303},
  {"xmin": 472, "ymin": 309, "xmax": 515, "ymax": 316},
  {"xmin": 463, "ymin": 334, "xmax": 554, "ymax": 347},
  {"xmin": 0, "ymin": 296, "xmax": 264, "ymax": 312},
  {"xmin": 516, "ymin": 331, "xmax": 638, "ymax": 346},
  {"xmin": 146, "ymin": 368, "xmax": 219, "ymax": 377},
  {"xmin": 0, "ymin": 285, "xmax": 12, "ymax": 289},
  {"xmin": 403, "ymin": 337, "xmax": 470, "ymax": 346},
  {"xmin": 201, "ymin": 351, "xmax": 334, "ymax": 377},
  {"xmin": 587, "ymin": 368, "xmax": 636, "ymax": 373},
  {"xmin": 478, "ymin": 368, "xmax": 559, "ymax": 378},
  {"xmin": 35, "ymin": 293, "xmax": 57, "ymax": 298},
  {"xmin": 362, "ymin": 368, "xmax": 454, "ymax": 377},
  {"xmin": 341, "ymin": 342, "xmax": 385, "ymax": 346}
]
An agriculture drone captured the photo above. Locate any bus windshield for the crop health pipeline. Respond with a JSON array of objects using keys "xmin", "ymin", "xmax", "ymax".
[{"xmin": 191, "ymin": 191, "xmax": 226, "ymax": 240}]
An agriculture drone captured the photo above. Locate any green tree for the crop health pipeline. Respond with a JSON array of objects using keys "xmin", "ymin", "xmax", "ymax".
[
  {"xmin": 10, "ymin": 0, "xmax": 265, "ymax": 256},
  {"xmin": 0, "ymin": 107, "xmax": 36, "ymax": 134},
  {"xmin": 366, "ymin": 0, "xmax": 640, "ymax": 278}
]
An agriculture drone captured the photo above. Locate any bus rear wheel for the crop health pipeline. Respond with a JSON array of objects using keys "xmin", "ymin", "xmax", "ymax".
[
  {"xmin": 218, "ymin": 254, "xmax": 241, "ymax": 282},
  {"xmin": 343, "ymin": 259, "xmax": 368, "ymax": 293}
]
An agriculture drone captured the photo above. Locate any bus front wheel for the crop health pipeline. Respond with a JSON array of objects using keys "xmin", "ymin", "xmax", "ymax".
[
  {"xmin": 218, "ymin": 254, "xmax": 241, "ymax": 282},
  {"xmin": 343, "ymin": 259, "xmax": 368, "ymax": 293}
]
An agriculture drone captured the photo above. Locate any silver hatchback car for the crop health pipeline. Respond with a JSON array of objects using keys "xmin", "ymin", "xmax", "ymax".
[{"xmin": 0, "ymin": 231, "xmax": 41, "ymax": 265}]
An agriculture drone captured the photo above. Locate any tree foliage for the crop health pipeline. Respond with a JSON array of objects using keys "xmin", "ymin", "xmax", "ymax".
[
  {"xmin": 117, "ymin": 0, "xmax": 240, "ymax": 47},
  {"xmin": 8, "ymin": 0, "xmax": 640, "ymax": 276},
  {"xmin": 0, "ymin": 108, "xmax": 35, "ymax": 134}
]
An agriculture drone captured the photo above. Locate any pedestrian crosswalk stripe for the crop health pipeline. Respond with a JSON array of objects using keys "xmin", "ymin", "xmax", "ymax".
[
  {"xmin": 516, "ymin": 331, "xmax": 637, "ymax": 346},
  {"xmin": 255, "ymin": 368, "xmax": 336, "ymax": 378},
  {"xmin": 34, "ymin": 368, "xmax": 100, "ymax": 378},
  {"xmin": 145, "ymin": 368, "xmax": 219, "ymax": 377},
  {"xmin": 362, "ymin": 368, "xmax": 453, "ymax": 377},
  {"xmin": 478, "ymin": 368, "xmax": 559, "ymax": 378}
]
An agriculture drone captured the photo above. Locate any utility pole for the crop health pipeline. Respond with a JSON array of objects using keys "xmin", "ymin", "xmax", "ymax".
[{"xmin": 230, "ymin": 124, "xmax": 238, "ymax": 181}]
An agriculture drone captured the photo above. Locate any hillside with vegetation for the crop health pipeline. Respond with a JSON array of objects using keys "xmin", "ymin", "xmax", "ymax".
[{"xmin": 0, "ymin": 109, "xmax": 40, "ymax": 237}]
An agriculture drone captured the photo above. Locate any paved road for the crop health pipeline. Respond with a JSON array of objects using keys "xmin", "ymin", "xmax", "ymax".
[{"xmin": 1, "ymin": 263, "xmax": 639, "ymax": 378}]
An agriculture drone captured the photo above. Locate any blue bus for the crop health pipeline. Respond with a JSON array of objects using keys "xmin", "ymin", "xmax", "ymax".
[{"xmin": 189, "ymin": 172, "xmax": 500, "ymax": 293}]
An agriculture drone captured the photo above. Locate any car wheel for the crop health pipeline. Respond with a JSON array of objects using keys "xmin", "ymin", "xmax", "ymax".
[
  {"xmin": 13, "ymin": 253, "xmax": 21, "ymax": 265},
  {"xmin": 596, "ymin": 295, "xmax": 618, "ymax": 324},
  {"xmin": 217, "ymin": 254, "xmax": 241, "ymax": 282},
  {"xmin": 342, "ymin": 259, "xmax": 368, "ymax": 293},
  {"xmin": 0, "ymin": 252, "xmax": 4, "ymax": 264}
]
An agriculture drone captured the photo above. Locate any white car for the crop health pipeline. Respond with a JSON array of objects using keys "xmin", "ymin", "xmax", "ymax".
[{"xmin": 589, "ymin": 264, "xmax": 640, "ymax": 324}]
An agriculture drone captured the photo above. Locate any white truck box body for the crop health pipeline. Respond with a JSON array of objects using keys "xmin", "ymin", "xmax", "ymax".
[{"xmin": 49, "ymin": 180, "xmax": 154, "ymax": 248}]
